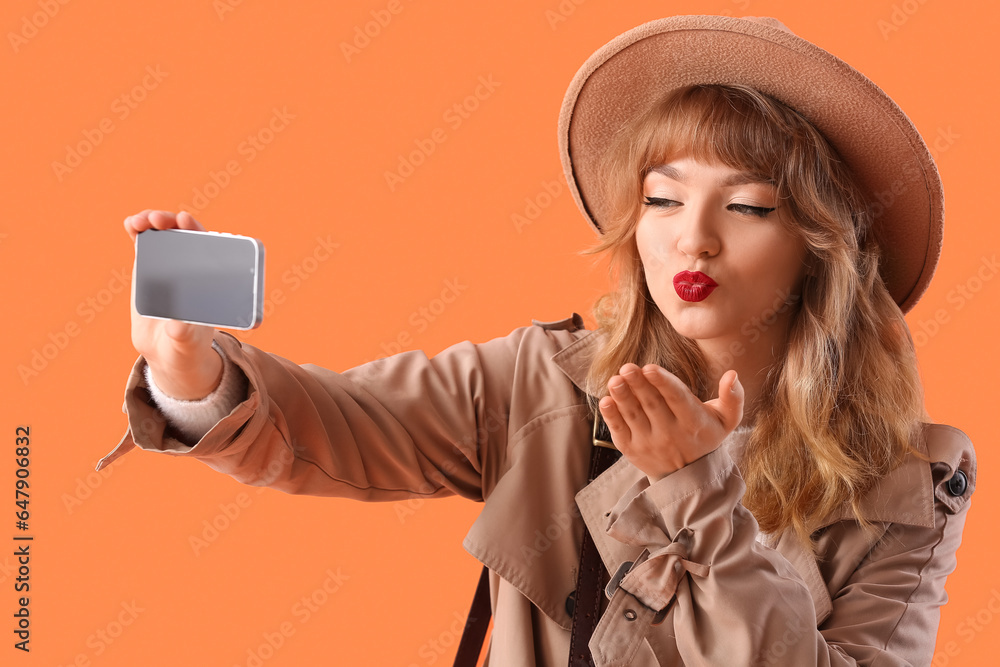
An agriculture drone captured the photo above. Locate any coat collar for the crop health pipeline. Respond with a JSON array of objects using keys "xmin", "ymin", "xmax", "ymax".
[{"xmin": 553, "ymin": 328, "xmax": 936, "ymax": 624}]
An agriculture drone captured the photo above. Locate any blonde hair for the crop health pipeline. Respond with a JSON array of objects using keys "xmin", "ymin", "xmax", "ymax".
[{"xmin": 579, "ymin": 84, "xmax": 929, "ymax": 548}]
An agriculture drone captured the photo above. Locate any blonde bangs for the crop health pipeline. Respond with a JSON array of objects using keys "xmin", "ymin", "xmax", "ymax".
[
  {"xmin": 598, "ymin": 85, "xmax": 811, "ymax": 232},
  {"xmin": 636, "ymin": 84, "xmax": 792, "ymax": 185}
]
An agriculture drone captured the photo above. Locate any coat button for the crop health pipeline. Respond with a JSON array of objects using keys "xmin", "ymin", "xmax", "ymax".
[
  {"xmin": 565, "ymin": 591, "xmax": 575, "ymax": 617},
  {"xmin": 946, "ymin": 470, "xmax": 968, "ymax": 497},
  {"xmin": 623, "ymin": 609, "xmax": 637, "ymax": 621}
]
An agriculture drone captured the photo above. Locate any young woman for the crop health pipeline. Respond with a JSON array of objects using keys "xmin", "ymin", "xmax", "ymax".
[{"xmin": 99, "ymin": 15, "xmax": 974, "ymax": 667}]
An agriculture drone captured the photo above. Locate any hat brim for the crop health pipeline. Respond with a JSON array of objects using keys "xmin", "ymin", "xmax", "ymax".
[{"xmin": 558, "ymin": 15, "xmax": 943, "ymax": 314}]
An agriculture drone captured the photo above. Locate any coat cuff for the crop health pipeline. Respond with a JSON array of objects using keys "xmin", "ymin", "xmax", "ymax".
[
  {"xmin": 602, "ymin": 445, "xmax": 733, "ymax": 611},
  {"xmin": 588, "ymin": 442, "xmax": 744, "ymax": 666},
  {"xmin": 604, "ymin": 443, "xmax": 736, "ymax": 546},
  {"xmin": 97, "ymin": 331, "xmax": 267, "ymax": 470},
  {"xmin": 142, "ymin": 340, "xmax": 249, "ymax": 445}
]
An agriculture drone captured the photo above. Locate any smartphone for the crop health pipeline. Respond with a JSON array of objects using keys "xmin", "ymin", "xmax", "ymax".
[{"xmin": 134, "ymin": 229, "xmax": 265, "ymax": 330}]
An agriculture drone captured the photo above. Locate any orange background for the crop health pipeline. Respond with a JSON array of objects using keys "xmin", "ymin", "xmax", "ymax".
[{"xmin": 1, "ymin": 1, "xmax": 996, "ymax": 665}]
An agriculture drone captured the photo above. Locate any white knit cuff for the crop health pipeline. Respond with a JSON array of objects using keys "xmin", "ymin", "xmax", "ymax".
[{"xmin": 143, "ymin": 340, "xmax": 249, "ymax": 445}]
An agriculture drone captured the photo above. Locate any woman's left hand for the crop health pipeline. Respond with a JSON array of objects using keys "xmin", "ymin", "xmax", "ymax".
[{"xmin": 599, "ymin": 363, "xmax": 745, "ymax": 483}]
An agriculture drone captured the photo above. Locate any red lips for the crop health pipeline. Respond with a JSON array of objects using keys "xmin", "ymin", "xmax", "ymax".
[{"xmin": 673, "ymin": 270, "xmax": 718, "ymax": 302}]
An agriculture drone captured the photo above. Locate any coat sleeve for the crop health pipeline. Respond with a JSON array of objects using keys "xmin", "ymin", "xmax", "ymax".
[
  {"xmin": 96, "ymin": 327, "xmax": 527, "ymax": 502},
  {"xmin": 589, "ymin": 429, "xmax": 975, "ymax": 667}
]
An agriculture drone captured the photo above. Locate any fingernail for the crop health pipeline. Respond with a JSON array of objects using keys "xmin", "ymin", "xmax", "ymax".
[{"xmin": 731, "ymin": 373, "xmax": 740, "ymax": 393}]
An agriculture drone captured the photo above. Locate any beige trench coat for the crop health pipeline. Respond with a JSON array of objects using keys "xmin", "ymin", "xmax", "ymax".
[{"xmin": 96, "ymin": 312, "xmax": 976, "ymax": 666}]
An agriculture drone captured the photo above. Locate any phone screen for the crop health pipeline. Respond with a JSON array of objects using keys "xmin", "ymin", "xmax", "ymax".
[{"xmin": 134, "ymin": 229, "xmax": 265, "ymax": 329}]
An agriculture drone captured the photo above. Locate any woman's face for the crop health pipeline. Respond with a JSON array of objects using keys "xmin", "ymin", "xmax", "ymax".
[{"xmin": 636, "ymin": 155, "xmax": 809, "ymax": 354}]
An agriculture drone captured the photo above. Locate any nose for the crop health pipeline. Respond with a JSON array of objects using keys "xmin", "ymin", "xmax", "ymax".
[{"xmin": 675, "ymin": 202, "xmax": 721, "ymax": 259}]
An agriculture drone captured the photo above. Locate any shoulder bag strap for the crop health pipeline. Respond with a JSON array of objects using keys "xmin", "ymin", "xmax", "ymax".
[
  {"xmin": 451, "ymin": 565, "xmax": 492, "ymax": 666},
  {"xmin": 452, "ymin": 409, "xmax": 620, "ymax": 667}
]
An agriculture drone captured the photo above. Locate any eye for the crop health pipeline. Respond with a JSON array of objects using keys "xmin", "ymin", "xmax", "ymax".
[
  {"xmin": 643, "ymin": 196, "xmax": 678, "ymax": 209},
  {"xmin": 729, "ymin": 203, "xmax": 776, "ymax": 218}
]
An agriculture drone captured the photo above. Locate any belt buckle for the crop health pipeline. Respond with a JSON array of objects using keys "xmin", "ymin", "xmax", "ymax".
[
  {"xmin": 605, "ymin": 559, "xmax": 672, "ymax": 626},
  {"xmin": 592, "ymin": 411, "xmax": 617, "ymax": 450},
  {"xmin": 605, "ymin": 560, "xmax": 633, "ymax": 600}
]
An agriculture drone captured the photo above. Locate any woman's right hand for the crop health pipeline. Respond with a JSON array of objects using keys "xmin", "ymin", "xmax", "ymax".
[{"xmin": 125, "ymin": 210, "xmax": 223, "ymax": 400}]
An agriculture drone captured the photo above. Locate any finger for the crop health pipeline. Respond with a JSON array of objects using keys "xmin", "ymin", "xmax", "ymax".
[
  {"xmin": 598, "ymin": 395, "xmax": 630, "ymax": 447},
  {"xmin": 147, "ymin": 210, "xmax": 178, "ymax": 229},
  {"xmin": 701, "ymin": 370, "xmax": 745, "ymax": 430},
  {"xmin": 620, "ymin": 363, "xmax": 675, "ymax": 426},
  {"xmin": 715, "ymin": 370, "xmax": 744, "ymax": 430},
  {"xmin": 165, "ymin": 317, "xmax": 210, "ymax": 344},
  {"xmin": 126, "ymin": 209, "xmax": 202, "ymax": 242},
  {"xmin": 607, "ymin": 373, "xmax": 651, "ymax": 432},
  {"xmin": 641, "ymin": 365, "xmax": 702, "ymax": 424},
  {"xmin": 123, "ymin": 209, "xmax": 157, "ymax": 241},
  {"xmin": 176, "ymin": 210, "xmax": 207, "ymax": 232}
]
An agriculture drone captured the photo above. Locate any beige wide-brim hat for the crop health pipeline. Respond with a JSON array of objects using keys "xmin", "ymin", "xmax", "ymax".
[{"xmin": 558, "ymin": 15, "xmax": 944, "ymax": 314}]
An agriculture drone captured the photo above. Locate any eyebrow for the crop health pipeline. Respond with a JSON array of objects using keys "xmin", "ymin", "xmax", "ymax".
[{"xmin": 649, "ymin": 164, "xmax": 774, "ymax": 187}]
